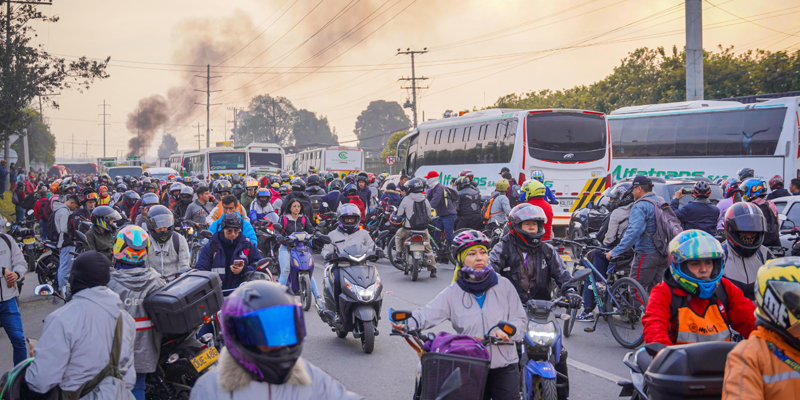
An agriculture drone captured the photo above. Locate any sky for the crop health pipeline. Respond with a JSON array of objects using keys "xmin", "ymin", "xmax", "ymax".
[{"xmin": 33, "ymin": 0, "xmax": 800, "ymax": 161}]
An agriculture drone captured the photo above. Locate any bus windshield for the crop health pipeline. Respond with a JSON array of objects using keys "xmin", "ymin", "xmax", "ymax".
[
  {"xmin": 107, "ymin": 167, "xmax": 143, "ymax": 179},
  {"xmin": 61, "ymin": 163, "xmax": 98, "ymax": 174},
  {"xmin": 527, "ymin": 112, "xmax": 606, "ymax": 162},
  {"xmin": 209, "ymin": 152, "xmax": 246, "ymax": 171},
  {"xmin": 249, "ymin": 152, "xmax": 282, "ymax": 168}
]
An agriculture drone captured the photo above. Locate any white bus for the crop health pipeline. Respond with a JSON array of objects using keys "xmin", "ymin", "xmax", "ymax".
[
  {"xmin": 396, "ymin": 108, "xmax": 612, "ymax": 226},
  {"xmin": 607, "ymin": 97, "xmax": 800, "ymax": 183},
  {"xmin": 292, "ymin": 147, "xmax": 364, "ymax": 175},
  {"xmin": 166, "ymin": 151, "xmax": 187, "ymax": 177},
  {"xmin": 181, "ymin": 147, "xmax": 248, "ymax": 180},
  {"xmin": 245, "ymin": 142, "xmax": 284, "ymax": 175}
]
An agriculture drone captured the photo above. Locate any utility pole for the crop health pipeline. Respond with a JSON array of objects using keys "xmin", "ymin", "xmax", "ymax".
[
  {"xmin": 195, "ymin": 65, "xmax": 220, "ymax": 148},
  {"xmin": 98, "ymin": 100, "xmax": 110, "ymax": 157},
  {"xmin": 227, "ymin": 106, "xmax": 238, "ymax": 146},
  {"xmin": 194, "ymin": 123, "xmax": 204, "ymax": 149},
  {"xmin": 397, "ymin": 48, "xmax": 429, "ymax": 129},
  {"xmin": 137, "ymin": 109, "xmax": 141, "ymax": 157},
  {"xmin": 686, "ymin": 0, "xmax": 703, "ymax": 100}
]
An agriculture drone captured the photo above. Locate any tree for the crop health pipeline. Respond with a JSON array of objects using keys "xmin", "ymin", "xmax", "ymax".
[
  {"xmin": 9, "ymin": 108, "xmax": 54, "ymax": 168},
  {"xmin": 380, "ymin": 130, "xmax": 408, "ymax": 159},
  {"xmin": 157, "ymin": 133, "xmax": 179, "ymax": 159},
  {"xmin": 237, "ymin": 95, "xmax": 297, "ymax": 147},
  {"xmin": 353, "ymin": 100, "xmax": 410, "ymax": 157},
  {"xmin": 0, "ymin": 5, "xmax": 109, "ymax": 162},
  {"xmin": 293, "ymin": 109, "xmax": 338, "ymax": 149}
]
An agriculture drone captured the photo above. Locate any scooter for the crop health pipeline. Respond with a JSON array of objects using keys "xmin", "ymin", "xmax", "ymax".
[
  {"xmin": 9, "ymin": 209, "xmax": 41, "ymax": 273},
  {"xmin": 319, "ymin": 233, "xmax": 387, "ymax": 354},
  {"xmin": 275, "ymin": 228, "xmax": 321, "ymax": 311}
]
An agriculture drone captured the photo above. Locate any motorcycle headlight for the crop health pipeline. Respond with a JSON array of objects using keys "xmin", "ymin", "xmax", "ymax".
[
  {"xmin": 527, "ymin": 321, "xmax": 557, "ymax": 346},
  {"xmin": 357, "ymin": 284, "xmax": 378, "ymax": 301}
]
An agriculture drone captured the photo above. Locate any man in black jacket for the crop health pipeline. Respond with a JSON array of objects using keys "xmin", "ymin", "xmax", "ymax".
[
  {"xmin": 455, "ymin": 176, "xmax": 483, "ymax": 231},
  {"xmin": 670, "ymin": 181, "xmax": 719, "ymax": 236},
  {"xmin": 766, "ymin": 175, "xmax": 791, "ymax": 200}
]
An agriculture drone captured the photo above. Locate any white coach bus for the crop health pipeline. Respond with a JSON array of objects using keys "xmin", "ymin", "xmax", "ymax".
[
  {"xmin": 292, "ymin": 147, "xmax": 364, "ymax": 175},
  {"xmin": 182, "ymin": 147, "xmax": 248, "ymax": 180},
  {"xmin": 245, "ymin": 142, "xmax": 285, "ymax": 175}
]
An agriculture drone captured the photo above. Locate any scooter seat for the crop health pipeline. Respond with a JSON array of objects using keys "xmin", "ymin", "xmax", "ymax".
[{"xmin": 635, "ymin": 349, "xmax": 654, "ymax": 373}]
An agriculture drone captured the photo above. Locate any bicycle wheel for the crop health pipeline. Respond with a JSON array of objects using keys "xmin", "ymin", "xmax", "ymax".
[
  {"xmin": 564, "ymin": 279, "xmax": 584, "ymax": 338},
  {"xmin": 605, "ymin": 277, "xmax": 649, "ymax": 348}
]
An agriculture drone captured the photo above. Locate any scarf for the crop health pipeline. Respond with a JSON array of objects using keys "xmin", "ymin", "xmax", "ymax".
[
  {"xmin": 456, "ymin": 267, "xmax": 499, "ymax": 295},
  {"xmin": 751, "ymin": 326, "xmax": 800, "ymax": 361}
]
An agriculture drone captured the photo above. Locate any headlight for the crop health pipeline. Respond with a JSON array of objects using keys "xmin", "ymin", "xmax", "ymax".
[
  {"xmin": 527, "ymin": 321, "xmax": 557, "ymax": 346},
  {"xmin": 343, "ymin": 277, "xmax": 379, "ymax": 302}
]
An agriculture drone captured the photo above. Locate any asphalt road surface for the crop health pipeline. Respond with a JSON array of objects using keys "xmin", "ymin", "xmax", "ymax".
[{"xmin": 0, "ymin": 258, "xmax": 634, "ymax": 399}]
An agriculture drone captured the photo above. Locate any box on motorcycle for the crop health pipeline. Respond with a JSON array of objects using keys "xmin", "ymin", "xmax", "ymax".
[
  {"xmin": 418, "ymin": 350, "xmax": 490, "ymax": 400},
  {"xmin": 144, "ymin": 270, "xmax": 223, "ymax": 334},
  {"xmin": 643, "ymin": 341, "xmax": 737, "ymax": 400}
]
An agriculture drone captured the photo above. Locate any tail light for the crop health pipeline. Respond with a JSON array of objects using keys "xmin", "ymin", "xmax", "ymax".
[
  {"xmin": 519, "ymin": 172, "xmax": 526, "ymax": 185},
  {"xmin": 606, "ymin": 174, "xmax": 612, "ymax": 189},
  {"xmin": 558, "ymin": 246, "xmax": 565, "ymax": 253},
  {"xmin": 410, "ymin": 235, "xmax": 424, "ymax": 242}
]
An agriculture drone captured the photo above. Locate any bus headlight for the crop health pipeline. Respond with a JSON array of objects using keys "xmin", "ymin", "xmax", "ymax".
[{"xmin": 527, "ymin": 321, "xmax": 557, "ymax": 346}]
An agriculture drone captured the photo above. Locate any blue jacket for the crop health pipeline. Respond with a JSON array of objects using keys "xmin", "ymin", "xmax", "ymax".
[
  {"xmin": 209, "ymin": 213, "xmax": 258, "ymax": 245},
  {"xmin": 320, "ymin": 190, "xmax": 341, "ymax": 213},
  {"xmin": 611, "ymin": 192, "xmax": 660, "ymax": 257},
  {"xmin": 379, "ymin": 190, "xmax": 402, "ymax": 209},
  {"xmin": 195, "ymin": 231, "xmax": 261, "ymax": 289},
  {"xmin": 0, "ymin": 165, "xmax": 7, "ymax": 182},
  {"xmin": 670, "ymin": 198, "xmax": 720, "ymax": 237},
  {"xmin": 357, "ymin": 186, "xmax": 372, "ymax": 210}
]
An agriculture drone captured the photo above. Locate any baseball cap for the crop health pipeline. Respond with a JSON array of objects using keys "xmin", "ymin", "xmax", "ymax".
[
  {"xmin": 500, "ymin": 167, "xmax": 510, "ymax": 174},
  {"xmin": 424, "ymin": 171, "xmax": 439, "ymax": 179},
  {"xmin": 631, "ymin": 175, "xmax": 652, "ymax": 187}
]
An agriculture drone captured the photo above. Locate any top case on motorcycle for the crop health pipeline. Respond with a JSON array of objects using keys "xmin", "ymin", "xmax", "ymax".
[
  {"xmin": 144, "ymin": 270, "xmax": 223, "ymax": 335},
  {"xmin": 643, "ymin": 341, "xmax": 737, "ymax": 400}
]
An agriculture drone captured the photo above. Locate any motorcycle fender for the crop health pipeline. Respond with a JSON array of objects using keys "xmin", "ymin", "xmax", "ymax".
[
  {"xmin": 412, "ymin": 251, "xmax": 422, "ymax": 260},
  {"xmin": 525, "ymin": 360, "xmax": 557, "ymax": 380},
  {"xmin": 353, "ymin": 304, "xmax": 376, "ymax": 323}
]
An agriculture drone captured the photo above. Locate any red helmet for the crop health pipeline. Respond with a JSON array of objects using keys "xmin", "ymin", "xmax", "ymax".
[
  {"xmin": 368, "ymin": 173, "xmax": 375, "ymax": 184},
  {"xmin": 769, "ymin": 175, "xmax": 783, "ymax": 190}
]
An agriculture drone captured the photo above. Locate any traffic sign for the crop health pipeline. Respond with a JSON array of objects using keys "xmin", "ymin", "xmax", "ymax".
[{"xmin": 385, "ymin": 155, "xmax": 396, "ymax": 166}]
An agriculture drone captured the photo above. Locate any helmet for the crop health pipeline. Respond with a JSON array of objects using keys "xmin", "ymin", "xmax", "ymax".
[
  {"xmin": 0, "ymin": 359, "xmax": 59, "ymax": 400},
  {"xmin": 495, "ymin": 178, "xmax": 510, "ymax": 192},
  {"xmin": 245, "ymin": 178, "xmax": 259, "ymax": 189},
  {"xmin": 231, "ymin": 175, "xmax": 241, "ymax": 185},
  {"xmin": 214, "ymin": 180, "xmax": 232, "ymax": 195},
  {"xmin": 170, "ymin": 182, "xmax": 184, "ymax": 197},
  {"xmin": 459, "ymin": 169, "xmax": 474, "ymax": 180},
  {"xmin": 692, "ymin": 181, "xmax": 712, "ymax": 198},
  {"xmin": 608, "ymin": 183, "xmax": 634, "ymax": 209},
  {"xmin": 740, "ymin": 179, "xmax": 768, "ymax": 201},
  {"xmin": 738, "ymin": 167, "xmax": 755, "ymax": 182},
  {"xmin": 280, "ymin": 172, "xmax": 291, "ymax": 183},
  {"xmin": 344, "ymin": 174, "xmax": 354, "ymax": 184},
  {"xmin": 307, "ymin": 174, "xmax": 321, "ymax": 187},
  {"xmin": 368, "ymin": 173, "xmax": 375, "ymax": 184},
  {"xmin": 58, "ymin": 180, "xmax": 76, "ymax": 194},
  {"xmin": 290, "ymin": 178, "xmax": 306, "ymax": 192},
  {"xmin": 141, "ymin": 192, "xmax": 160, "ymax": 207},
  {"xmin": 308, "ymin": 166, "xmax": 317, "ymax": 174},
  {"xmin": 113, "ymin": 225, "xmax": 150, "ymax": 265},
  {"xmin": 724, "ymin": 202, "xmax": 766, "ymax": 257},
  {"xmin": 451, "ymin": 230, "xmax": 490, "ymax": 263},
  {"xmin": 146, "ymin": 205, "xmax": 175, "ymax": 244},
  {"xmin": 343, "ymin": 183, "xmax": 358, "ymax": 197},
  {"xmin": 508, "ymin": 203, "xmax": 547, "ymax": 249},
  {"xmin": 183, "ymin": 176, "xmax": 194, "ymax": 186},
  {"xmin": 220, "ymin": 281, "xmax": 306, "ymax": 384},
  {"xmin": 50, "ymin": 179, "xmax": 61, "ymax": 193},
  {"xmin": 115, "ymin": 183, "xmax": 128, "ymax": 193},
  {"xmin": 524, "ymin": 179, "xmax": 546, "ymax": 200},
  {"xmin": 220, "ymin": 212, "xmax": 243, "ymax": 232},
  {"xmin": 356, "ymin": 174, "xmax": 368, "ymax": 186},
  {"xmin": 724, "ymin": 179, "xmax": 742, "ymax": 199},
  {"xmin": 769, "ymin": 175, "xmax": 784, "ymax": 190},
  {"xmin": 256, "ymin": 188, "xmax": 272, "ymax": 207},
  {"xmin": 81, "ymin": 191, "xmax": 99, "ymax": 206},
  {"xmin": 325, "ymin": 172, "xmax": 335, "ymax": 183},
  {"xmin": 122, "ymin": 190, "xmax": 140, "ymax": 208},
  {"xmin": 453, "ymin": 176, "xmax": 470, "ymax": 190},
  {"xmin": 278, "ymin": 184, "xmax": 290, "ymax": 197},
  {"xmin": 337, "ymin": 203, "xmax": 361, "ymax": 234},
  {"xmin": 390, "ymin": 214, "xmax": 404, "ymax": 227},
  {"xmin": 668, "ymin": 230, "xmax": 725, "ymax": 299},
  {"xmin": 406, "ymin": 178, "xmax": 425, "ymax": 194},
  {"xmin": 531, "ymin": 170, "xmax": 545, "ymax": 183},
  {"xmin": 755, "ymin": 258, "xmax": 800, "ymax": 348},
  {"xmin": 180, "ymin": 186, "xmax": 194, "ymax": 201},
  {"xmin": 91, "ymin": 206, "xmax": 122, "ymax": 232},
  {"xmin": 328, "ymin": 179, "xmax": 344, "ymax": 192},
  {"xmin": 99, "ymin": 173, "xmax": 112, "ymax": 185}
]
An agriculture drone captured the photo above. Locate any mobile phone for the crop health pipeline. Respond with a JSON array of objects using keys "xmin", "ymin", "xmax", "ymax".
[
  {"xmin": 233, "ymin": 260, "xmax": 244, "ymax": 268},
  {"xmin": 681, "ymin": 188, "xmax": 693, "ymax": 195}
]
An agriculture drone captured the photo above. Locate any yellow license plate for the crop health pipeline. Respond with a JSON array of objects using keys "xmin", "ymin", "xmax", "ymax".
[
  {"xmin": 190, "ymin": 346, "xmax": 219, "ymax": 372},
  {"xmin": 560, "ymin": 254, "xmax": 573, "ymax": 262},
  {"xmin": 22, "ymin": 238, "xmax": 35, "ymax": 244}
]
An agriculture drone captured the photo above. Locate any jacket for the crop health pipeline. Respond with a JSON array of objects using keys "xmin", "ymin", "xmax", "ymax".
[
  {"xmin": 34, "ymin": 196, "xmax": 48, "ymax": 220},
  {"xmin": 395, "ymin": 193, "xmax": 432, "ymax": 229},
  {"xmin": 611, "ymin": 192, "xmax": 661, "ymax": 257},
  {"xmin": 85, "ymin": 226, "xmax": 116, "ymax": 264},
  {"xmin": 408, "ymin": 276, "xmax": 527, "ymax": 369},
  {"xmin": 280, "ymin": 192, "xmax": 314, "ymax": 222},
  {"xmin": 239, "ymin": 191, "xmax": 255, "ymax": 212},
  {"xmin": 489, "ymin": 234, "xmax": 573, "ymax": 303},
  {"xmin": 722, "ymin": 326, "xmax": 800, "ymax": 399},
  {"xmin": 195, "ymin": 231, "xmax": 261, "ymax": 290},
  {"xmin": 25, "ymin": 286, "xmax": 136, "ymax": 398},
  {"xmin": 379, "ymin": 190, "xmax": 402, "ymax": 209},
  {"xmin": 0, "ymin": 233, "xmax": 27, "ymax": 302},
  {"xmin": 206, "ymin": 203, "xmax": 250, "ymax": 225},
  {"xmin": 642, "ymin": 273, "xmax": 755, "ymax": 347},
  {"xmin": 722, "ymin": 243, "xmax": 769, "ymax": 301},
  {"xmin": 306, "ymin": 185, "xmax": 327, "ymax": 196},
  {"xmin": 184, "ymin": 200, "xmax": 216, "ymax": 225},
  {"xmin": 53, "ymin": 200, "xmax": 73, "ymax": 247},
  {"xmin": 526, "ymin": 197, "xmax": 553, "ymax": 241},
  {"xmin": 339, "ymin": 195, "xmax": 366, "ymax": 222},
  {"xmin": 107, "ymin": 267, "xmax": 166, "ymax": 373},
  {"xmin": 173, "ymin": 199, "xmax": 192, "ymax": 221},
  {"xmin": 544, "ymin": 186, "xmax": 557, "ymax": 204},
  {"xmin": 189, "ymin": 350, "xmax": 364, "ymax": 400},
  {"xmin": 604, "ymin": 203, "xmax": 632, "ymax": 247},
  {"xmin": 248, "ymin": 200, "xmax": 278, "ymax": 223},
  {"xmin": 765, "ymin": 187, "xmax": 791, "ymax": 200},
  {"xmin": 457, "ymin": 186, "xmax": 482, "ymax": 219},
  {"xmin": 209, "ymin": 213, "xmax": 258, "ymax": 245},
  {"xmin": 504, "ymin": 178, "xmax": 518, "ymax": 206},
  {"xmin": 146, "ymin": 231, "xmax": 191, "ymax": 278},
  {"xmin": 321, "ymin": 190, "xmax": 342, "ymax": 213},
  {"xmin": 279, "ymin": 213, "xmax": 314, "ymax": 236},
  {"xmin": 321, "ymin": 228, "xmax": 375, "ymax": 259},
  {"xmin": 357, "ymin": 186, "xmax": 372, "ymax": 211},
  {"xmin": 488, "ymin": 191, "xmax": 512, "ymax": 225},
  {"xmin": 670, "ymin": 198, "xmax": 720, "ymax": 236},
  {"xmin": 717, "ymin": 197, "xmax": 735, "ymax": 230},
  {"xmin": 427, "ymin": 182, "xmax": 457, "ymax": 217}
]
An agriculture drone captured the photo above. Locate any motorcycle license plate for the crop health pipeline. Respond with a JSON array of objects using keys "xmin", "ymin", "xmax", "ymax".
[
  {"xmin": 22, "ymin": 238, "xmax": 34, "ymax": 244},
  {"xmin": 191, "ymin": 346, "xmax": 219, "ymax": 372},
  {"xmin": 560, "ymin": 254, "xmax": 573, "ymax": 262},
  {"xmin": 410, "ymin": 244, "xmax": 425, "ymax": 252}
]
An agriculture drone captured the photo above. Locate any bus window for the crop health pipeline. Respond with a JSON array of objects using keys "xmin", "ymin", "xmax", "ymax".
[
  {"xmin": 250, "ymin": 152, "xmax": 282, "ymax": 168},
  {"xmin": 528, "ymin": 112, "xmax": 606, "ymax": 162},
  {"xmin": 209, "ymin": 152, "xmax": 246, "ymax": 171}
]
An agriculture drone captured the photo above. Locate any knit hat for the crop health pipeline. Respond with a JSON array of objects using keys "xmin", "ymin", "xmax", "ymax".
[{"xmin": 69, "ymin": 251, "xmax": 111, "ymax": 295}]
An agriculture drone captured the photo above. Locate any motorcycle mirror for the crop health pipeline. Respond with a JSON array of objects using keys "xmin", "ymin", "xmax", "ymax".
[
  {"xmin": 585, "ymin": 201, "xmax": 594, "ymax": 209},
  {"xmin": 273, "ymin": 223, "xmax": 283, "ymax": 232},
  {"xmin": 200, "ymin": 230, "xmax": 213, "ymax": 239},
  {"xmin": 427, "ymin": 332, "xmax": 436, "ymax": 342},
  {"xmin": 256, "ymin": 258, "xmax": 271, "ymax": 269},
  {"xmin": 781, "ymin": 219, "xmax": 796, "ymax": 230},
  {"xmin": 435, "ymin": 368, "xmax": 462, "ymax": 400},
  {"xmin": 495, "ymin": 321, "xmax": 517, "ymax": 337},
  {"xmin": 391, "ymin": 310, "xmax": 412, "ymax": 322},
  {"xmin": 5, "ymin": 222, "xmax": 9, "ymax": 227},
  {"xmin": 779, "ymin": 214, "xmax": 788, "ymax": 222},
  {"xmin": 74, "ymin": 231, "xmax": 89, "ymax": 246},
  {"xmin": 568, "ymin": 268, "xmax": 592, "ymax": 285},
  {"xmin": 34, "ymin": 284, "xmax": 54, "ymax": 296}
]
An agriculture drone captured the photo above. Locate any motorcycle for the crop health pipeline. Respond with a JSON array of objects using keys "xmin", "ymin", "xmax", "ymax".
[
  {"xmin": 36, "ymin": 230, "xmax": 89, "ymax": 292},
  {"xmin": 252, "ymin": 219, "xmax": 279, "ymax": 276},
  {"xmin": 319, "ymin": 233, "xmax": 388, "ymax": 354},
  {"xmin": 9, "ymin": 209, "xmax": 41, "ymax": 273},
  {"xmin": 275, "ymin": 227, "xmax": 321, "ymax": 311},
  {"xmin": 177, "ymin": 219, "xmax": 211, "ymax": 269}
]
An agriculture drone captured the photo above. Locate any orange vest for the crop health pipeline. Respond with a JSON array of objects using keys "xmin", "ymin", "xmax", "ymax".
[{"xmin": 670, "ymin": 288, "xmax": 732, "ymax": 344}]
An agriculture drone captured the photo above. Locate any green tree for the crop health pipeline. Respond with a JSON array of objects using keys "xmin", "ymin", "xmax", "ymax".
[
  {"xmin": 380, "ymin": 130, "xmax": 408, "ymax": 159},
  {"xmin": 10, "ymin": 108, "xmax": 54, "ymax": 168},
  {"xmin": 238, "ymin": 95, "xmax": 297, "ymax": 147},
  {"xmin": 157, "ymin": 133, "xmax": 179, "ymax": 159},
  {"xmin": 293, "ymin": 109, "xmax": 338, "ymax": 148},
  {"xmin": 353, "ymin": 100, "xmax": 410, "ymax": 157}
]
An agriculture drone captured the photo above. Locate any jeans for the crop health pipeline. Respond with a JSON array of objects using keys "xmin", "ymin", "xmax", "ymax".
[
  {"xmin": 14, "ymin": 205, "xmax": 24, "ymax": 223},
  {"xmin": 133, "ymin": 372, "xmax": 146, "ymax": 400},
  {"xmin": 277, "ymin": 245, "xmax": 320, "ymax": 297},
  {"xmin": 436, "ymin": 214, "xmax": 456, "ymax": 246},
  {"xmin": 39, "ymin": 219, "xmax": 47, "ymax": 238},
  {"xmin": 484, "ymin": 363, "xmax": 519, "ymax": 400},
  {"xmin": 58, "ymin": 246, "xmax": 75, "ymax": 289},
  {"xmin": 582, "ymin": 249, "xmax": 610, "ymax": 312},
  {"xmin": 0, "ymin": 299, "xmax": 27, "ymax": 366}
]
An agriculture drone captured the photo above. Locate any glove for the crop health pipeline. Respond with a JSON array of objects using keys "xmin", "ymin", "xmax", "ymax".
[
  {"xmin": 376, "ymin": 248, "xmax": 385, "ymax": 259},
  {"xmin": 565, "ymin": 289, "xmax": 582, "ymax": 309}
]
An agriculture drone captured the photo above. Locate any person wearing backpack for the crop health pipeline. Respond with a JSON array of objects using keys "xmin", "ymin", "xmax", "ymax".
[
  {"xmin": 721, "ymin": 202, "xmax": 772, "ymax": 302},
  {"xmin": 670, "ymin": 181, "xmax": 720, "ymax": 236},
  {"xmin": 500, "ymin": 168, "xmax": 519, "ymax": 207},
  {"xmin": 11, "ymin": 177, "xmax": 26, "ymax": 222},
  {"xmin": 642, "ymin": 230, "xmax": 755, "ymax": 347},
  {"xmin": 52, "ymin": 194, "xmax": 80, "ymax": 290},
  {"xmin": 425, "ymin": 171, "xmax": 457, "ymax": 255},
  {"xmin": 390, "ymin": 230, "xmax": 527, "ymax": 400},
  {"xmin": 144, "ymin": 205, "xmax": 190, "ymax": 279},
  {"xmin": 33, "ymin": 187, "xmax": 50, "ymax": 238},
  {"xmin": 393, "ymin": 178, "xmax": 436, "ymax": 276},
  {"xmin": 455, "ymin": 176, "xmax": 483, "ymax": 231},
  {"xmin": 485, "ymin": 178, "xmax": 512, "ymax": 226},
  {"xmin": 741, "ymin": 178, "xmax": 782, "ymax": 247},
  {"xmin": 378, "ymin": 182, "xmax": 402, "ymax": 209},
  {"xmin": 606, "ymin": 175, "xmax": 673, "ymax": 291}
]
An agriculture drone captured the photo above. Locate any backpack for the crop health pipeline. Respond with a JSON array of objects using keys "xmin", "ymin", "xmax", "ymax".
[
  {"xmin": 422, "ymin": 332, "xmax": 490, "ymax": 360},
  {"xmin": 482, "ymin": 193, "xmax": 502, "ymax": 221},
  {"xmin": 639, "ymin": 196, "xmax": 684, "ymax": 258},
  {"xmin": 754, "ymin": 202, "xmax": 781, "ymax": 247},
  {"xmin": 444, "ymin": 186, "xmax": 459, "ymax": 211},
  {"xmin": 408, "ymin": 200, "xmax": 431, "ymax": 230},
  {"xmin": 46, "ymin": 207, "xmax": 60, "ymax": 242},
  {"xmin": 22, "ymin": 193, "xmax": 37, "ymax": 210},
  {"xmin": 41, "ymin": 195, "xmax": 58, "ymax": 221},
  {"xmin": 509, "ymin": 184, "xmax": 522, "ymax": 206}
]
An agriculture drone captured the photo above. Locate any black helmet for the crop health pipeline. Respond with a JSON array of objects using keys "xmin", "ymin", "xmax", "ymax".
[
  {"xmin": 91, "ymin": 206, "xmax": 122, "ymax": 232},
  {"xmin": 141, "ymin": 192, "xmax": 160, "ymax": 207},
  {"xmin": 141, "ymin": 171, "xmax": 150, "ymax": 177},
  {"xmin": 214, "ymin": 180, "xmax": 232, "ymax": 195},
  {"xmin": 278, "ymin": 184, "xmax": 290, "ymax": 196},
  {"xmin": 692, "ymin": 181, "xmax": 712, "ymax": 198},
  {"xmin": 607, "ymin": 183, "xmax": 634, "ymax": 210},
  {"xmin": 291, "ymin": 178, "xmax": 306, "ymax": 192},
  {"xmin": 343, "ymin": 183, "xmax": 358, "ymax": 197},
  {"xmin": 325, "ymin": 172, "xmax": 335, "ymax": 183},
  {"xmin": 455, "ymin": 176, "xmax": 471, "ymax": 190},
  {"xmin": 0, "ymin": 359, "xmax": 59, "ymax": 400},
  {"xmin": 724, "ymin": 202, "xmax": 766, "ymax": 257},
  {"xmin": 221, "ymin": 212, "xmax": 243, "ymax": 232},
  {"xmin": 115, "ymin": 182, "xmax": 128, "ymax": 193},
  {"xmin": 356, "ymin": 173, "xmax": 368, "ymax": 184},
  {"xmin": 220, "ymin": 281, "xmax": 305, "ymax": 384},
  {"xmin": 280, "ymin": 172, "xmax": 291, "ymax": 183},
  {"xmin": 738, "ymin": 167, "xmax": 755, "ymax": 182},
  {"xmin": 337, "ymin": 203, "xmax": 361, "ymax": 234},
  {"xmin": 122, "ymin": 190, "xmax": 140, "ymax": 208},
  {"xmin": 146, "ymin": 205, "xmax": 175, "ymax": 244},
  {"xmin": 307, "ymin": 174, "xmax": 321, "ymax": 187},
  {"xmin": 231, "ymin": 175, "xmax": 241, "ymax": 185},
  {"xmin": 508, "ymin": 203, "xmax": 547, "ymax": 249},
  {"xmin": 328, "ymin": 179, "xmax": 344, "ymax": 192},
  {"xmin": 406, "ymin": 178, "xmax": 425, "ymax": 194},
  {"xmin": 99, "ymin": 173, "xmax": 112, "ymax": 185}
]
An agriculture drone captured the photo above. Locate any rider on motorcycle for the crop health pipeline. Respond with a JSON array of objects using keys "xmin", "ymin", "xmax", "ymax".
[
  {"xmin": 145, "ymin": 205, "xmax": 191, "ymax": 278},
  {"xmin": 86, "ymin": 206, "xmax": 123, "ymax": 263},
  {"xmin": 722, "ymin": 202, "xmax": 772, "ymax": 302},
  {"xmin": 392, "ymin": 178, "xmax": 436, "ymax": 276},
  {"xmin": 276, "ymin": 198, "xmax": 322, "ymax": 303},
  {"xmin": 248, "ymin": 188, "xmax": 278, "ymax": 223},
  {"xmin": 321, "ymin": 178, "xmax": 344, "ymax": 213},
  {"xmin": 196, "ymin": 213, "xmax": 261, "ymax": 290}
]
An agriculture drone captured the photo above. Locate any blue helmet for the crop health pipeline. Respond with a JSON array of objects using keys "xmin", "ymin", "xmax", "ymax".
[
  {"xmin": 531, "ymin": 170, "xmax": 545, "ymax": 183},
  {"xmin": 668, "ymin": 230, "xmax": 725, "ymax": 299},
  {"xmin": 740, "ymin": 178, "xmax": 767, "ymax": 202}
]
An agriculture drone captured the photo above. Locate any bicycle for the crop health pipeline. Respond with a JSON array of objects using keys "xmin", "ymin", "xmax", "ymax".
[{"xmin": 551, "ymin": 238, "xmax": 649, "ymax": 349}]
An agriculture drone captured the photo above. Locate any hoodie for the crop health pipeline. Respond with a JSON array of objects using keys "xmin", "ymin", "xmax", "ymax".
[
  {"xmin": 107, "ymin": 266, "xmax": 167, "ymax": 373},
  {"xmin": 146, "ymin": 231, "xmax": 191, "ymax": 278},
  {"xmin": 53, "ymin": 200, "xmax": 73, "ymax": 247},
  {"xmin": 395, "ymin": 192, "xmax": 432, "ymax": 229}
]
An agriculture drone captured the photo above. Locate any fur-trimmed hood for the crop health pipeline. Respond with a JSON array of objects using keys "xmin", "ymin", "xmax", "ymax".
[{"xmin": 217, "ymin": 347, "xmax": 311, "ymax": 391}]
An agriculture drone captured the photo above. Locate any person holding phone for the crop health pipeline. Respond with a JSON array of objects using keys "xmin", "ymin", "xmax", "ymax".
[
  {"xmin": 670, "ymin": 181, "xmax": 719, "ymax": 236},
  {"xmin": 196, "ymin": 213, "xmax": 262, "ymax": 290}
]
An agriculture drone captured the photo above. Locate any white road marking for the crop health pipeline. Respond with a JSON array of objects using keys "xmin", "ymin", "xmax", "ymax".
[{"xmin": 567, "ymin": 359, "xmax": 625, "ymax": 383}]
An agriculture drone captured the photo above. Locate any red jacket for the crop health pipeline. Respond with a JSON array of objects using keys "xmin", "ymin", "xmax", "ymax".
[
  {"xmin": 527, "ymin": 197, "xmax": 553, "ymax": 241},
  {"xmin": 643, "ymin": 277, "xmax": 755, "ymax": 346},
  {"xmin": 34, "ymin": 197, "xmax": 48, "ymax": 220}
]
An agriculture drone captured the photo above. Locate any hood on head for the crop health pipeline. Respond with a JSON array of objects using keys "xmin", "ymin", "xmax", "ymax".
[
  {"xmin": 72, "ymin": 286, "xmax": 125, "ymax": 318},
  {"xmin": 111, "ymin": 267, "xmax": 162, "ymax": 290}
]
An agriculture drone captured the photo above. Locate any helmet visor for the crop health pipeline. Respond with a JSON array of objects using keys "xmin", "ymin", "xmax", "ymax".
[
  {"xmin": 729, "ymin": 213, "xmax": 766, "ymax": 233},
  {"xmin": 768, "ymin": 280, "xmax": 800, "ymax": 322},
  {"xmin": 149, "ymin": 213, "xmax": 174, "ymax": 230},
  {"xmin": 226, "ymin": 304, "xmax": 306, "ymax": 347}
]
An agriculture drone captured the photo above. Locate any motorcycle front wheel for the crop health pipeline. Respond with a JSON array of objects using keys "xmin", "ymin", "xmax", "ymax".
[
  {"xmin": 531, "ymin": 376, "xmax": 558, "ymax": 400},
  {"xmin": 360, "ymin": 320, "xmax": 375, "ymax": 354},
  {"xmin": 36, "ymin": 253, "xmax": 58, "ymax": 288},
  {"xmin": 299, "ymin": 273, "xmax": 312, "ymax": 311}
]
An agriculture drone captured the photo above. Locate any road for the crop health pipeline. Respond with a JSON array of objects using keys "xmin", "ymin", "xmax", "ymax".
[{"xmin": 0, "ymin": 258, "xmax": 634, "ymax": 399}]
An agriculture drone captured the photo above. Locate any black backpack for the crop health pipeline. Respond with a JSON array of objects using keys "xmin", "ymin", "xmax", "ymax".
[
  {"xmin": 408, "ymin": 200, "xmax": 431, "ymax": 230},
  {"xmin": 755, "ymin": 202, "xmax": 781, "ymax": 247},
  {"xmin": 46, "ymin": 208, "xmax": 60, "ymax": 242}
]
